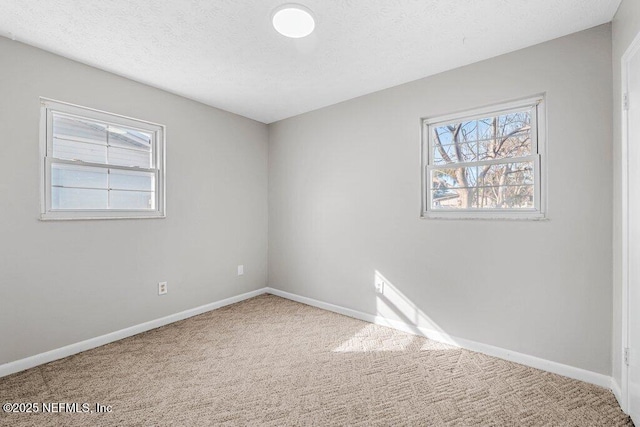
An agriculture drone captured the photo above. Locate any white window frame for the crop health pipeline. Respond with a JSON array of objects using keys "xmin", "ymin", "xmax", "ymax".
[
  {"xmin": 39, "ymin": 98, "xmax": 166, "ymax": 220},
  {"xmin": 421, "ymin": 95, "xmax": 546, "ymax": 220}
]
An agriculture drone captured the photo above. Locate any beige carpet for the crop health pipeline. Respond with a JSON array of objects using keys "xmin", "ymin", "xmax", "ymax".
[{"xmin": 0, "ymin": 294, "xmax": 632, "ymax": 426}]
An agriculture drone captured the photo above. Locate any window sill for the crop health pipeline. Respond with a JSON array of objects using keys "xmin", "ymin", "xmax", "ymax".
[
  {"xmin": 421, "ymin": 211, "xmax": 547, "ymax": 221},
  {"xmin": 40, "ymin": 213, "xmax": 166, "ymax": 221}
]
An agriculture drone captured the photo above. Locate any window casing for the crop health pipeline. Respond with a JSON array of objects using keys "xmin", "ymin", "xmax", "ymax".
[
  {"xmin": 40, "ymin": 99, "xmax": 166, "ymax": 220},
  {"xmin": 421, "ymin": 96, "xmax": 546, "ymax": 220}
]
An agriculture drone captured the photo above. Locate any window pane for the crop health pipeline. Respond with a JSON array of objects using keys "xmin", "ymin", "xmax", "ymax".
[
  {"xmin": 51, "ymin": 163, "xmax": 108, "ymax": 189},
  {"xmin": 108, "ymin": 126, "xmax": 153, "ymax": 168},
  {"xmin": 431, "ymin": 188, "xmax": 478, "ymax": 209},
  {"xmin": 478, "ymin": 131, "xmax": 531, "ymax": 161},
  {"xmin": 433, "ymin": 126, "xmax": 453, "ymax": 145},
  {"xmin": 108, "ymin": 146, "xmax": 152, "ymax": 168},
  {"xmin": 108, "ymin": 126, "xmax": 152, "ymax": 151},
  {"xmin": 434, "ymin": 123, "xmax": 476, "ymax": 147},
  {"xmin": 477, "ymin": 117, "xmax": 494, "ymax": 140},
  {"xmin": 496, "ymin": 110, "xmax": 531, "ymax": 138},
  {"xmin": 52, "ymin": 115, "xmax": 153, "ymax": 168},
  {"xmin": 52, "ymin": 114, "xmax": 107, "ymax": 145},
  {"xmin": 51, "ymin": 187, "xmax": 108, "ymax": 210},
  {"xmin": 432, "ymin": 141, "xmax": 477, "ymax": 165},
  {"xmin": 480, "ymin": 161, "xmax": 534, "ymax": 187},
  {"xmin": 434, "ymin": 111, "xmax": 533, "ymax": 165},
  {"xmin": 110, "ymin": 169, "xmax": 155, "ymax": 191},
  {"xmin": 430, "ymin": 160, "xmax": 536, "ymax": 211},
  {"xmin": 431, "ymin": 167, "xmax": 478, "ymax": 189},
  {"xmin": 479, "ymin": 185, "xmax": 534, "ymax": 209},
  {"xmin": 458, "ymin": 120, "xmax": 478, "ymax": 143},
  {"xmin": 50, "ymin": 164, "xmax": 155, "ymax": 210},
  {"xmin": 110, "ymin": 190, "xmax": 154, "ymax": 210},
  {"xmin": 432, "ymin": 143, "xmax": 454, "ymax": 165},
  {"xmin": 53, "ymin": 138, "xmax": 108, "ymax": 163},
  {"xmin": 435, "ymin": 119, "xmax": 494, "ymax": 145}
]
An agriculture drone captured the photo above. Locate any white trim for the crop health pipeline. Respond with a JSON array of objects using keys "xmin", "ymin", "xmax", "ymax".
[
  {"xmin": 39, "ymin": 97, "xmax": 166, "ymax": 220},
  {"xmin": 0, "ymin": 288, "xmax": 268, "ymax": 378},
  {"xmin": 421, "ymin": 95, "xmax": 546, "ymax": 220},
  {"xmin": 612, "ymin": 378, "xmax": 624, "ymax": 409},
  {"xmin": 40, "ymin": 98, "xmax": 165, "ymax": 129},
  {"xmin": 618, "ymin": 29, "xmax": 640, "ymax": 415},
  {"xmin": 266, "ymin": 287, "xmax": 613, "ymax": 390},
  {"xmin": 38, "ymin": 101, "xmax": 47, "ymax": 217},
  {"xmin": 48, "ymin": 158, "xmax": 157, "ymax": 173},
  {"xmin": 0, "ymin": 285, "xmax": 615, "ymax": 395},
  {"xmin": 423, "ymin": 96, "xmax": 543, "ymax": 127}
]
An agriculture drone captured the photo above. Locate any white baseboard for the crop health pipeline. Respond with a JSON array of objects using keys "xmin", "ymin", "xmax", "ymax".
[
  {"xmin": 611, "ymin": 378, "xmax": 625, "ymax": 411},
  {"xmin": 265, "ymin": 287, "xmax": 613, "ymax": 390},
  {"xmin": 0, "ymin": 288, "xmax": 268, "ymax": 378},
  {"xmin": 0, "ymin": 285, "xmax": 616, "ymax": 396}
]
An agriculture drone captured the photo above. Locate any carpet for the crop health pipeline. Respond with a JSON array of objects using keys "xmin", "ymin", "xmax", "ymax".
[{"xmin": 0, "ymin": 294, "xmax": 633, "ymax": 426}]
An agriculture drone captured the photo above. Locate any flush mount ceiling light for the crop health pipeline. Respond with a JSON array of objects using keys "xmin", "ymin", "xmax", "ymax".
[{"xmin": 272, "ymin": 4, "xmax": 315, "ymax": 38}]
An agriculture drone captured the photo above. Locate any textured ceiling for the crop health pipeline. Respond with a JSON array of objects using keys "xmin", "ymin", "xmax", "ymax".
[{"xmin": 0, "ymin": 0, "xmax": 621, "ymax": 123}]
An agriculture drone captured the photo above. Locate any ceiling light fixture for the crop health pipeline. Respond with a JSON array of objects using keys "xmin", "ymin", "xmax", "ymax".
[{"xmin": 272, "ymin": 4, "xmax": 315, "ymax": 38}]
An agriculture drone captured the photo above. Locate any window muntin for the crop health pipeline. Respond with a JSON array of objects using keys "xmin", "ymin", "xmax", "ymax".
[
  {"xmin": 40, "ymin": 99, "xmax": 165, "ymax": 220},
  {"xmin": 422, "ymin": 97, "xmax": 545, "ymax": 219}
]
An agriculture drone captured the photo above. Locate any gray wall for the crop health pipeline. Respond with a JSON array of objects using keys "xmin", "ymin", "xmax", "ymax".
[
  {"xmin": 268, "ymin": 25, "xmax": 613, "ymax": 375},
  {"xmin": 0, "ymin": 37, "xmax": 269, "ymax": 365},
  {"xmin": 612, "ymin": 0, "xmax": 640, "ymax": 388},
  {"xmin": 0, "ymin": 22, "xmax": 617, "ymax": 378}
]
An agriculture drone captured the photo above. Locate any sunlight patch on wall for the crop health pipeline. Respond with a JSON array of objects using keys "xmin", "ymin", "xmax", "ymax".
[
  {"xmin": 331, "ymin": 271, "xmax": 461, "ymax": 353},
  {"xmin": 374, "ymin": 270, "xmax": 460, "ymax": 348}
]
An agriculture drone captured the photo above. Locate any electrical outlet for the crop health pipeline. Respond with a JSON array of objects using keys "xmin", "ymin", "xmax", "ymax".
[
  {"xmin": 237, "ymin": 265, "xmax": 244, "ymax": 276},
  {"xmin": 375, "ymin": 279, "xmax": 384, "ymax": 294},
  {"xmin": 158, "ymin": 282, "xmax": 167, "ymax": 295}
]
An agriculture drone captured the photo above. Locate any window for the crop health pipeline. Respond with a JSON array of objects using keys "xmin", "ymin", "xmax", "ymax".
[
  {"xmin": 40, "ymin": 99, "xmax": 165, "ymax": 220},
  {"xmin": 422, "ymin": 96, "xmax": 545, "ymax": 219}
]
